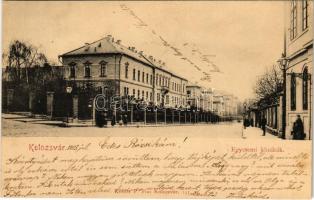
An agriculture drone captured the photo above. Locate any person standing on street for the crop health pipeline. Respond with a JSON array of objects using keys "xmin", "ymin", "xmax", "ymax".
[
  {"xmin": 261, "ymin": 116, "xmax": 267, "ymax": 136},
  {"xmin": 292, "ymin": 115, "xmax": 305, "ymax": 140}
]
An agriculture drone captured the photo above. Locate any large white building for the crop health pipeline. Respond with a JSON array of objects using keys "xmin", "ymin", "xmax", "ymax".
[{"xmin": 284, "ymin": 0, "xmax": 312, "ymax": 139}]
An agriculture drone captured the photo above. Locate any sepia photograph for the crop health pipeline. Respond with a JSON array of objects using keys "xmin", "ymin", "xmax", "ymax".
[{"xmin": 1, "ymin": 1, "xmax": 313, "ymax": 199}]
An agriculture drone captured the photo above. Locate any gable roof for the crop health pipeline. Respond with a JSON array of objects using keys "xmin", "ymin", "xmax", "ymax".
[
  {"xmin": 60, "ymin": 36, "xmax": 187, "ymax": 81},
  {"xmin": 60, "ymin": 37, "xmax": 152, "ymax": 66}
]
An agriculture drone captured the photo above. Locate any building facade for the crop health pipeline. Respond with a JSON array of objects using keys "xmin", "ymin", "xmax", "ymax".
[
  {"xmin": 284, "ymin": 0, "xmax": 312, "ymax": 139},
  {"xmin": 59, "ymin": 35, "xmax": 188, "ymax": 119},
  {"xmin": 186, "ymin": 84, "xmax": 202, "ymax": 110}
]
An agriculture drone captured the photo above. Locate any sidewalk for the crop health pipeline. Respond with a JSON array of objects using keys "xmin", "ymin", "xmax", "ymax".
[{"xmin": 241, "ymin": 126, "xmax": 281, "ymax": 140}]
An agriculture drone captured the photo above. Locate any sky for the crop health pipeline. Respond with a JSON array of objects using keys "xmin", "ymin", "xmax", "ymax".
[{"xmin": 3, "ymin": 1, "xmax": 285, "ymax": 101}]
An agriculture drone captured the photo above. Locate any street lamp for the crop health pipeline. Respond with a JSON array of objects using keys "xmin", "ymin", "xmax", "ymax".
[{"xmin": 277, "ymin": 54, "xmax": 289, "ymax": 139}]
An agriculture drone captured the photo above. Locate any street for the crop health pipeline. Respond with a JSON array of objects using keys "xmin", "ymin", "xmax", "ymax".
[{"xmin": 2, "ymin": 116, "xmax": 278, "ymax": 139}]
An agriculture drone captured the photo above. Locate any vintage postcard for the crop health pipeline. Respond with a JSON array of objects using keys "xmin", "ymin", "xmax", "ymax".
[{"xmin": 1, "ymin": 1, "xmax": 313, "ymax": 199}]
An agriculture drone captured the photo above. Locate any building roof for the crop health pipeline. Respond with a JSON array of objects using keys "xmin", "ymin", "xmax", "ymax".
[
  {"xmin": 61, "ymin": 36, "xmax": 152, "ymax": 66},
  {"xmin": 186, "ymin": 82, "xmax": 202, "ymax": 88},
  {"xmin": 60, "ymin": 36, "xmax": 187, "ymax": 81}
]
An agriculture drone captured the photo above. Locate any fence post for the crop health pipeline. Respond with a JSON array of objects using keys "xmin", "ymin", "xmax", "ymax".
[
  {"xmin": 29, "ymin": 91, "xmax": 35, "ymax": 112},
  {"xmin": 164, "ymin": 109, "xmax": 167, "ymax": 124},
  {"xmin": 130, "ymin": 104, "xmax": 133, "ymax": 124},
  {"xmin": 46, "ymin": 91, "xmax": 54, "ymax": 119},
  {"xmin": 144, "ymin": 109, "xmax": 146, "ymax": 125},
  {"xmin": 179, "ymin": 111, "xmax": 181, "ymax": 124},
  {"xmin": 7, "ymin": 89, "xmax": 14, "ymax": 112},
  {"xmin": 73, "ymin": 95, "xmax": 78, "ymax": 122}
]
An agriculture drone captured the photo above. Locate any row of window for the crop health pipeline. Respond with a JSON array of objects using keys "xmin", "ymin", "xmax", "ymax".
[
  {"xmin": 290, "ymin": 67, "xmax": 308, "ymax": 111},
  {"xmin": 290, "ymin": 0, "xmax": 309, "ymax": 40},
  {"xmin": 130, "ymin": 67, "xmax": 154, "ymax": 85},
  {"xmin": 123, "ymin": 86, "xmax": 185, "ymax": 106},
  {"xmin": 69, "ymin": 61, "xmax": 107, "ymax": 78},
  {"xmin": 69, "ymin": 62, "xmax": 186, "ymax": 94},
  {"xmin": 123, "ymin": 86, "xmax": 153, "ymax": 101},
  {"xmin": 125, "ymin": 62, "xmax": 185, "ymax": 93}
]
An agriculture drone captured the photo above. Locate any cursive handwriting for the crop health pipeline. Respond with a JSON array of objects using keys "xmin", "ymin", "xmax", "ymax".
[{"xmin": 2, "ymin": 137, "xmax": 311, "ymax": 198}]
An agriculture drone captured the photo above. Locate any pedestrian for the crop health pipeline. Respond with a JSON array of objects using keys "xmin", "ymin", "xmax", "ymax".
[
  {"xmin": 250, "ymin": 118, "xmax": 254, "ymax": 127},
  {"xmin": 118, "ymin": 114, "xmax": 123, "ymax": 126},
  {"xmin": 111, "ymin": 115, "xmax": 116, "ymax": 127},
  {"xmin": 261, "ymin": 116, "xmax": 267, "ymax": 136},
  {"xmin": 123, "ymin": 114, "xmax": 128, "ymax": 126},
  {"xmin": 291, "ymin": 115, "xmax": 305, "ymax": 140},
  {"xmin": 243, "ymin": 117, "xmax": 249, "ymax": 129}
]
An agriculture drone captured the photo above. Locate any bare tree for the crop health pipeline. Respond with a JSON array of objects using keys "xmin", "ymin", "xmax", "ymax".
[
  {"xmin": 254, "ymin": 65, "xmax": 283, "ymax": 100},
  {"xmin": 3, "ymin": 40, "xmax": 48, "ymax": 83}
]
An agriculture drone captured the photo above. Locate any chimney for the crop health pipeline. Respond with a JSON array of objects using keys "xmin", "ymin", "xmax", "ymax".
[
  {"xmin": 131, "ymin": 47, "xmax": 135, "ymax": 51},
  {"xmin": 139, "ymin": 51, "xmax": 143, "ymax": 55},
  {"xmin": 84, "ymin": 43, "xmax": 90, "ymax": 51},
  {"xmin": 158, "ymin": 60, "xmax": 162, "ymax": 64},
  {"xmin": 106, "ymin": 35, "xmax": 112, "ymax": 40},
  {"xmin": 116, "ymin": 40, "xmax": 121, "ymax": 44},
  {"xmin": 148, "ymin": 55, "xmax": 153, "ymax": 60}
]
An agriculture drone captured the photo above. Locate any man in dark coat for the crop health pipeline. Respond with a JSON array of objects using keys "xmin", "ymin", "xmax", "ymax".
[
  {"xmin": 261, "ymin": 116, "xmax": 267, "ymax": 136},
  {"xmin": 292, "ymin": 115, "xmax": 305, "ymax": 140}
]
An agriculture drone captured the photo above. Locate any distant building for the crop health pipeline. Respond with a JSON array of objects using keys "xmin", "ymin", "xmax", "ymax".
[
  {"xmin": 201, "ymin": 88, "xmax": 214, "ymax": 112},
  {"xmin": 213, "ymin": 93, "xmax": 224, "ymax": 116},
  {"xmin": 284, "ymin": 0, "xmax": 312, "ymax": 139},
  {"xmin": 186, "ymin": 84, "xmax": 214, "ymax": 112},
  {"xmin": 186, "ymin": 84, "xmax": 202, "ymax": 110}
]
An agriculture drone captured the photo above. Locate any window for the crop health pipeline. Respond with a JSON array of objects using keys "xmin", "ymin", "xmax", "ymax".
[
  {"xmin": 133, "ymin": 89, "xmax": 135, "ymax": 96},
  {"xmin": 302, "ymin": 0, "xmax": 308, "ymax": 30},
  {"xmin": 142, "ymin": 72, "xmax": 145, "ymax": 83},
  {"xmin": 69, "ymin": 63, "xmax": 76, "ymax": 78},
  {"xmin": 123, "ymin": 87, "xmax": 127, "ymax": 96},
  {"xmin": 133, "ymin": 69, "xmax": 136, "ymax": 80},
  {"xmin": 162, "ymin": 77, "xmax": 165, "ymax": 86},
  {"xmin": 159, "ymin": 76, "xmax": 161, "ymax": 86},
  {"xmin": 156, "ymin": 74, "xmax": 158, "ymax": 85},
  {"xmin": 146, "ymin": 73, "xmax": 149, "ymax": 84},
  {"xmin": 150, "ymin": 75, "xmax": 153, "ymax": 85},
  {"xmin": 150, "ymin": 92, "xmax": 152, "ymax": 101},
  {"xmin": 187, "ymin": 90, "xmax": 191, "ymax": 97},
  {"xmin": 290, "ymin": 0, "xmax": 297, "ymax": 40},
  {"xmin": 166, "ymin": 95, "xmax": 169, "ymax": 104},
  {"xmin": 138, "ymin": 70, "xmax": 140, "ymax": 82},
  {"xmin": 100, "ymin": 61, "xmax": 107, "ymax": 77},
  {"xmin": 142, "ymin": 91, "xmax": 144, "ymax": 99},
  {"xmin": 303, "ymin": 67, "xmax": 308, "ymax": 110},
  {"xmin": 84, "ymin": 62, "xmax": 91, "ymax": 78},
  {"xmin": 157, "ymin": 93, "xmax": 160, "ymax": 102},
  {"xmin": 146, "ymin": 91, "xmax": 148, "ymax": 100},
  {"xmin": 137, "ymin": 90, "xmax": 140, "ymax": 99},
  {"xmin": 290, "ymin": 73, "xmax": 296, "ymax": 110},
  {"xmin": 125, "ymin": 62, "xmax": 129, "ymax": 79}
]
